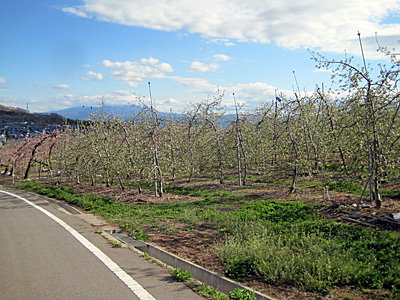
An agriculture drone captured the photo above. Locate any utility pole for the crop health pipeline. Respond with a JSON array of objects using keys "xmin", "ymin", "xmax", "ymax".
[
  {"xmin": 149, "ymin": 82, "xmax": 159, "ymax": 196},
  {"xmin": 233, "ymin": 93, "xmax": 241, "ymax": 186},
  {"xmin": 358, "ymin": 31, "xmax": 373, "ymax": 204}
]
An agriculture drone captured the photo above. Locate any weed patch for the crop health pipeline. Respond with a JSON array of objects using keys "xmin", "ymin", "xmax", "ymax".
[
  {"xmin": 131, "ymin": 229, "xmax": 148, "ymax": 241},
  {"xmin": 172, "ymin": 268, "xmax": 193, "ymax": 282},
  {"xmin": 192, "ymin": 283, "xmax": 228, "ymax": 300},
  {"xmin": 110, "ymin": 240, "xmax": 122, "ymax": 248},
  {"xmin": 229, "ymin": 288, "xmax": 256, "ymax": 300}
]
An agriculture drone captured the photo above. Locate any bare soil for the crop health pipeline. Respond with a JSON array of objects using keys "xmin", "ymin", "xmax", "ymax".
[{"xmin": 3, "ymin": 175, "xmax": 400, "ymax": 300}]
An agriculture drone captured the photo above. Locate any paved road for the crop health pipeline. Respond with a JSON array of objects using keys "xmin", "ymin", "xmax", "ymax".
[{"xmin": 0, "ymin": 187, "xmax": 204, "ymax": 300}]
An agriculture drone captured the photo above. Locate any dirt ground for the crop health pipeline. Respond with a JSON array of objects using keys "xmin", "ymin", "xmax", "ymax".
[{"xmin": 2, "ymin": 175, "xmax": 400, "ymax": 300}]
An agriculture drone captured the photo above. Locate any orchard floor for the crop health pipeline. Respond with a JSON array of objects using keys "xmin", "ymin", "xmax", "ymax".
[{"xmin": 2, "ymin": 174, "xmax": 400, "ymax": 300}]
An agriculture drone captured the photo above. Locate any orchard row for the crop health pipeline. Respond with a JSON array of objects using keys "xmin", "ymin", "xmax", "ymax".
[{"xmin": 1, "ymin": 50, "xmax": 399, "ymax": 208}]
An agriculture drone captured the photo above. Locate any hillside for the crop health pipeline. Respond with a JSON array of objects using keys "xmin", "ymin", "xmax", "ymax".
[{"xmin": 0, "ymin": 104, "xmax": 75, "ymax": 125}]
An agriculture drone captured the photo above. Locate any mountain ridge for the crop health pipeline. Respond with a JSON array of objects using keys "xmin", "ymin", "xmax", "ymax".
[{"xmin": 50, "ymin": 105, "xmax": 179, "ymax": 120}]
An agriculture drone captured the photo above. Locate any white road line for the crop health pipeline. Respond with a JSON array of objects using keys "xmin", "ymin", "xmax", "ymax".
[{"xmin": 0, "ymin": 189, "xmax": 156, "ymax": 300}]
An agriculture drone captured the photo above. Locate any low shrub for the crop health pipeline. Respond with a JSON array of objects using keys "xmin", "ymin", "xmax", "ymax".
[{"xmin": 223, "ymin": 257, "xmax": 255, "ymax": 279}]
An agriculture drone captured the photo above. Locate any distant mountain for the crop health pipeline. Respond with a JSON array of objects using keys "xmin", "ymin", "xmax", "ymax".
[
  {"xmin": 50, "ymin": 105, "xmax": 179, "ymax": 120},
  {"xmin": 49, "ymin": 105, "xmax": 134, "ymax": 120},
  {"xmin": 50, "ymin": 105, "xmax": 238, "ymax": 124}
]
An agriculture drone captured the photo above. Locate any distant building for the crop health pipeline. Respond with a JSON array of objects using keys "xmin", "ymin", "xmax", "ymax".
[{"xmin": 0, "ymin": 134, "xmax": 6, "ymax": 145}]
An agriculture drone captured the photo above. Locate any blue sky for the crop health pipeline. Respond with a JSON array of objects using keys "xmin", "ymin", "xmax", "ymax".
[{"xmin": 0, "ymin": 0, "xmax": 399, "ymax": 113}]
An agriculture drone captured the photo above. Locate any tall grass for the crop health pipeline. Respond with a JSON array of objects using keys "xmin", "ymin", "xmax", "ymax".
[
  {"xmin": 215, "ymin": 213, "xmax": 400, "ymax": 294},
  {"xmin": 216, "ymin": 217, "xmax": 375, "ymax": 292}
]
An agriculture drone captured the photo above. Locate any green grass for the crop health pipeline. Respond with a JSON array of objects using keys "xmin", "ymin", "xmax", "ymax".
[
  {"xmin": 192, "ymin": 283, "xmax": 228, "ymax": 300},
  {"xmin": 326, "ymin": 181, "xmax": 364, "ymax": 194},
  {"xmin": 229, "ymin": 288, "xmax": 256, "ymax": 300},
  {"xmin": 327, "ymin": 181, "xmax": 400, "ymax": 199},
  {"xmin": 139, "ymin": 182, "xmax": 243, "ymax": 201},
  {"xmin": 237, "ymin": 200, "xmax": 319, "ymax": 223},
  {"xmin": 217, "ymin": 215, "xmax": 400, "ymax": 293},
  {"xmin": 17, "ymin": 182, "xmax": 400, "ymax": 297}
]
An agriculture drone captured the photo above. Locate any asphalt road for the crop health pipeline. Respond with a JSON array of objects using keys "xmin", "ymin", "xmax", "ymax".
[{"xmin": 0, "ymin": 187, "xmax": 204, "ymax": 300}]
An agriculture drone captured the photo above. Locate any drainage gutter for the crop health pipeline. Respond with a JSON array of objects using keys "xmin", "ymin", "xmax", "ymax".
[{"xmin": 112, "ymin": 233, "xmax": 276, "ymax": 300}]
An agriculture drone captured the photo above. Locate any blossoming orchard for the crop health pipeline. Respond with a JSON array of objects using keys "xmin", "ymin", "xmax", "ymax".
[{"xmin": 1, "ymin": 49, "xmax": 400, "ymax": 210}]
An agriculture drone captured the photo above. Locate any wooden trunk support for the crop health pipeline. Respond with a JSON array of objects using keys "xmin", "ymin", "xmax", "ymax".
[{"xmin": 342, "ymin": 217, "xmax": 376, "ymax": 228}]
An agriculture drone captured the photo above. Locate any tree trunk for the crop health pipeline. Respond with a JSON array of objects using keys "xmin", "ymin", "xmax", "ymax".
[
  {"xmin": 207, "ymin": 119, "xmax": 224, "ymax": 184},
  {"xmin": 24, "ymin": 136, "xmax": 50, "ymax": 179},
  {"xmin": 289, "ymin": 164, "xmax": 298, "ymax": 194}
]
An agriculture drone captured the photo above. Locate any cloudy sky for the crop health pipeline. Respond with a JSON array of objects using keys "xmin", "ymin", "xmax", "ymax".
[{"xmin": 0, "ymin": 0, "xmax": 399, "ymax": 113}]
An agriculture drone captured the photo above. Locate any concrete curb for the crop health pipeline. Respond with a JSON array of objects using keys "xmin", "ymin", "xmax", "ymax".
[
  {"xmin": 23, "ymin": 190, "xmax": 83, "ymax": 215},
  {"xmin": 112, "ymin": 233, "xmax": 276, "ymax": 300}
]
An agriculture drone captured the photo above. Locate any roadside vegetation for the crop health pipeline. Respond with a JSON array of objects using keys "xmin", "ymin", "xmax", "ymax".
[
  {"xmin": 15, "ymin": 180, "xmax": 400, "ymax": 299},
  {"xmin": 1, "ymin": 46, "xmax": 400, "ymax": 299}
]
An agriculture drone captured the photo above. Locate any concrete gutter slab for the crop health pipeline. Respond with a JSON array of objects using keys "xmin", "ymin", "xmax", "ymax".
[
  {"xmin": 76, "ymin": 213, "xmax": 109, "ymax": 226},
  {"xmin": 111, "ymin": 233, "xmax": 276, "ymax": 300}
]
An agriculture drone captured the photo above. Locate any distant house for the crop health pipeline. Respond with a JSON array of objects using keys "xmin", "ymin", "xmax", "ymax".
[{"xmin": 0, "ymin": 134, "xmax": 6, "ymax": 145}]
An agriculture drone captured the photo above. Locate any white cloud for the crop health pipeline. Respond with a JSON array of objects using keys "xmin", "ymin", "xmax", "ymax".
[
  {"xmin": 36, "ymin": 83, "xmax": 71, "ymax": 90},
  {"xmin": 169, "ymin": 76, "xmax": 216, "ymax": 93},
  {"xmin": 213, "ymin": 54, "xmax": 232, "ymax": 61},
  {"xmin": 53, "ymin": 84, "xmax": 70, "ymax": 90},
  {"xmin": 189, "ymin": 61, "xmax": 220, "ymax": 73},
  {"xmin": 209, "ymin": 38, "xmax": 235, "ymax": 47},
  {"xmin": 156, "ymin": 62, "xmax": 174, "ymax": 73},
  {"xmin": 1, "ymin": 80, "xmax": 292, "ymax": 113},
  {"xmin": 230, "ymin": 82, "xmax": 277, "ymax": 98},
  {"xmin": 112, "ymin": 89, "xmax": 132, "ymax": 96},
  {"xmin": 140, "ymin": 57, "xmax": 159, "ymax": 65},
  {"xmin": 101, "ymin": 56, "xmax": 220, "ymax": 94},
  {"xmin": 313, "ymin": 68, "xmax": 333, "ymax": 73},
  {"xmin": 152, "ymin": 97, "xmax": 184, "ymax": 112},
  {"xmin": 88, "ymin": 71, "xmax": 103, "ymax": 80},
  {"xmin": 0, "ymin": 77, "xmax": 6, "ymax": 84},
  {"xmin": 62, "ymin": 7, "xmax": 90, "ymax": 18},
  {"xmin": 167, "ymin": 98, "xmax": 180, "ymax": 104},
  {"xmin": 63, "ymin": 0, "xmax": 400, "ymax": 58},
  {"xmin": 220, "ymin": 82, "xmax": 295, "ymax": 110},
  {"xmin": 0, "ymin": 96, "xmax": 49, "ymax": 112},
  {"xmin": 102, "ymin": 57, "xmax": 174, "ymax": 87},
  {"xmin": 81, "ymin": 71, "xmax": 103, "ymax": 80},
  {"xmin": 224, "ymin": 42, "xmax": 235, "ymax": 47}
]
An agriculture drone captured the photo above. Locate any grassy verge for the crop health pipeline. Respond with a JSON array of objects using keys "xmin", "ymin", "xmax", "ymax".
[
  {"xmin": 17, "ymin": 182, "xmax": 400, "ymax": 298},
  {"xmin": 217, "ymin": 216, "xmax": 400, "ymax": 294}
]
